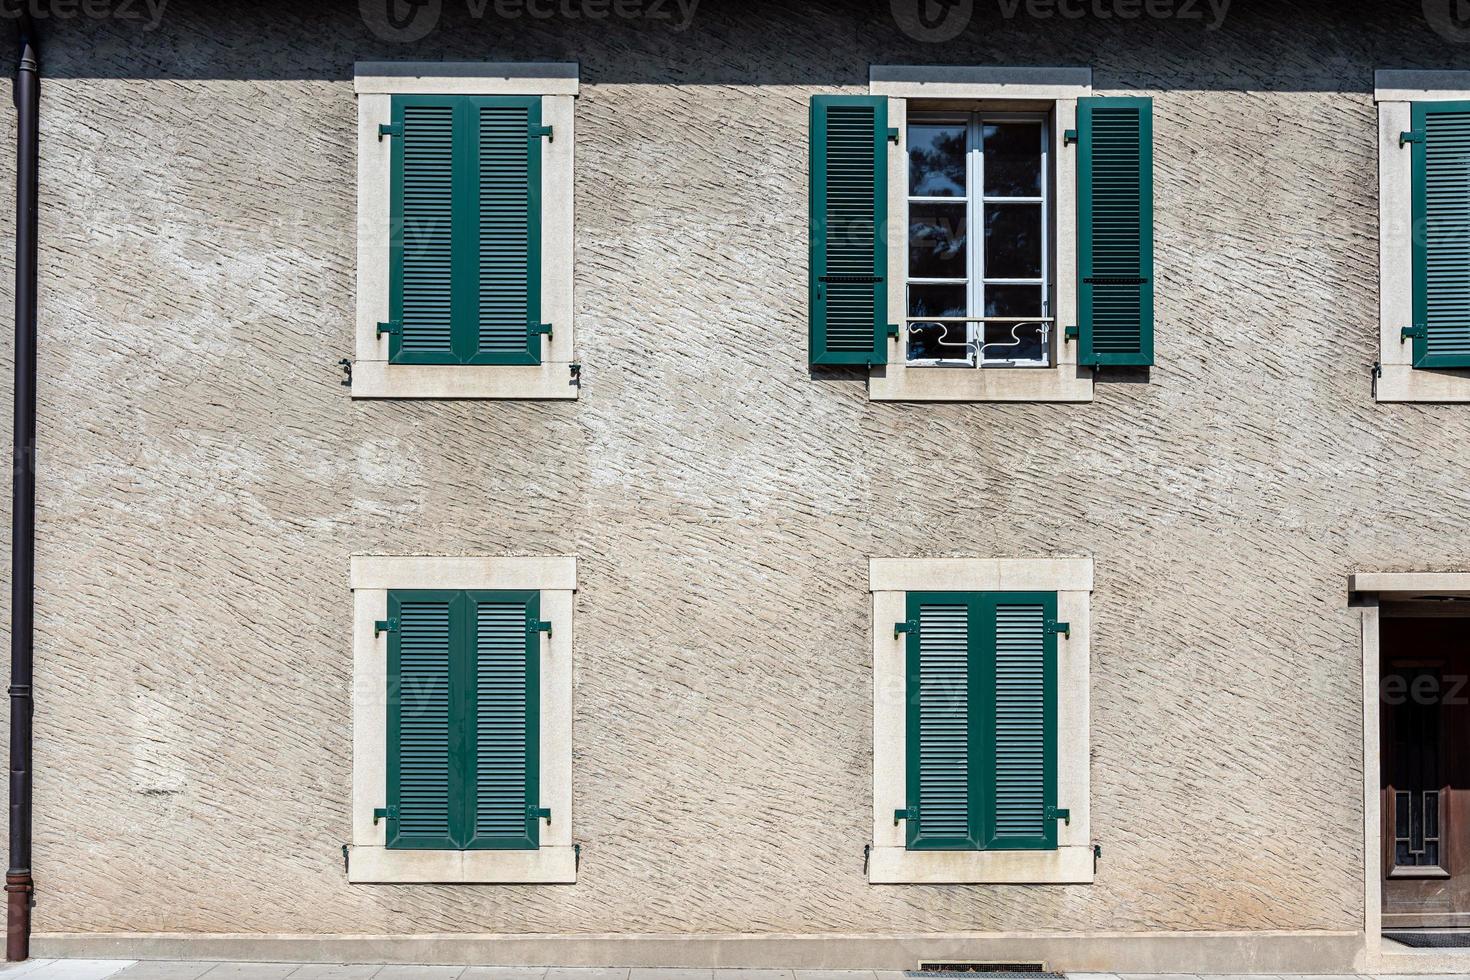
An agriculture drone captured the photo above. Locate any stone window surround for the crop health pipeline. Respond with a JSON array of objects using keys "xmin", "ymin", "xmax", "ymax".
[
  {"xmin": 348, "ymin": 555, "xmax": 576, "ymax": 884},
  {"xmin": 1374, "ymin": 70, "xmax": 1470, "ymax": 403},
  {"xmin": 868, "ymin": 65, "xmax": 1094, "ymax": 403},
  {"xmin": 868, "ymin": 557, "xmax": 1094, "ymax": 884},
  {"xmin": 352, "ymin": 62, "xmax": 579, "ymax": 400}
]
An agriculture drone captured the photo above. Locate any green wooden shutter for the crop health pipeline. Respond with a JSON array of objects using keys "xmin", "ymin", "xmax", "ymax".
[
  {"xmin": 903, "ymin": 592, "xmax": 1058, "ymax": 852},
  {"xmin": 809, "ymin": 95, "xmax": 888, "ymax": 367},
  {"xmin": 467, "ymin": 591, "xmax": 540, "ymax": 850},
  {"xmin": 1410, "ymin": 101, "xmax": 1470, "ymax": 369},
  {"xmin": 1077, "ymin": 96, "xmax": 1154, "ymax": 367},
  {"xmin": 386, "ymin": 590, "xmax": 459, "ymax": 849},
  {"xmin": 386, "ymin": 589, "xmax": 540, "ymax": 851},
  {"xmin": 904, "ymin": 594, "xmax": 977, "ymax": 850},
  {"xmin": 389, "ymin": 96, "xmax": 543, "ymax": 366},
  {"xmin": 981, "ymin": 593, "xmax": 1058, "ymax": 851}
]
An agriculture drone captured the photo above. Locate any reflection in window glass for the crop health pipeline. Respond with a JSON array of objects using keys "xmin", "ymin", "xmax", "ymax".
[
  {"xmin": 908, "ymin": 124, "xmax": 966, "ymax": 197},
  {"xmin": 908, "ymin": 204, "xmax": 967, "ymax": 279}
]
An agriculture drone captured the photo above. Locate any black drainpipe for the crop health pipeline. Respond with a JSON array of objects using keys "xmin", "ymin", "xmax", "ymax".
[{"xmin": 7, "ymin": 14, "xmax": 37, "ymax": 964}]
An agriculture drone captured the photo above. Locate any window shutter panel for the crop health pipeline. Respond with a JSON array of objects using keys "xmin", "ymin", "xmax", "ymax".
[
  {"xmin": 981, "ymin": 593, "xmax": 1058, "ymax": 851},
  {"xmin": 1411, "ymin": 101, "xmax": 1470, "ymax": 369},
  {"xmin": 389, "ymin": 96, "xmax": 543, "ymax": 366},
  {"xmin": 386, "ymin": 591, "xmax": 458, "ymax": 849},
  {"xmin": 471, "ymin": 99, "xmax": 542, "ymax": 366},
  {"xmin": 809, "ymin": 95, "xmax": 888, "ymax": 366},
  {"xmin": 1077, "ymin": 96, "xmax": 1154, "ymax": 367},
  {"xmin": 468, "ymin": 591, "xmax": 540, "ymax": 849},
  {"xmin": 390, "ymin": 99, "xmax": 457, "ymax": 364},
  {"xmin": 904, "ymin": 594, "xmax": 977, "ymax": 850}
]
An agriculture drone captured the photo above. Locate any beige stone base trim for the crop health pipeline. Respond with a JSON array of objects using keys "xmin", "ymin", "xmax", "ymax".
[
  {"xmin": 347, "ymin": 845, "xmax": 576, "ymax": 884},
  {"xmin": 351, "ymin": 361, "xmax": 580, "ymax": 400},
  {"xmin": 867, "ymin": 844, "xmax": 1093, "ymax": 884},
  {"xmin": 32, "ymin": 930, "xmax": 1362, "ymax": 973}
]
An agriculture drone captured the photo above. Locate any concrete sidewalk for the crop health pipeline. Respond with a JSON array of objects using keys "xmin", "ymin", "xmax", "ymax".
[{"xmin": 0, "ymin": 965, "xmax": 1444, "ymax": 980}]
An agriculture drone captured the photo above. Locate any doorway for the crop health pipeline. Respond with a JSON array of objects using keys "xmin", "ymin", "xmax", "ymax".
[{"xmin": 1381, "ymin": 604, "xmax": 1470, "ymax": 941}]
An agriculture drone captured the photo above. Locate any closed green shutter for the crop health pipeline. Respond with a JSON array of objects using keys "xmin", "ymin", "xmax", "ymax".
[
  {"xmin": 1077, "ymin": 96, "xmax": 1154, "ymax": 367},
  {"xmin": 903, "ymin": 592, "xmax": 1058, "ymax": 852},
  {"xmin": 385, "ymin": 589, "xmax": 540, "ymax": 850},
  {"xmin": 1410, "ymin": 101, "xmax": 1470, "ymax": 369},
  {"xmin": 389, "ymin": 96, "xmax": 543, "ymax": 366},
  {"xmin": 809, "ymin": 95, "xmax": 888, "ymax": 366}
]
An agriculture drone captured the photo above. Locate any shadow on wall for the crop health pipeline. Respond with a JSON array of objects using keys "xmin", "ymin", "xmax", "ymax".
[{"xmin": 26, "ymin": 0, "xmax": 1470, "ymax": 88}]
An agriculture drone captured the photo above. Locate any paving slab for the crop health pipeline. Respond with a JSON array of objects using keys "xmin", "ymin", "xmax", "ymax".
[{"xmin": 112, "ymin": 965, "xmax": 217, "ymax": 980}]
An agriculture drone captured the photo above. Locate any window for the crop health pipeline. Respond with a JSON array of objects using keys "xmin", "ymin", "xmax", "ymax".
[
  {"xmin": 1375, "ymin": 71, "xmax": 1470, "ymax": 402},
  {"xmin": 807, "ymin": 67, "xmax": 1154, "ymax": 402},
  {"xmin": 349, "ymin": 556, "xmax": 576, "ymax": 884},
  {"xmin": 353, "ymin": 63, "xmax": 578, "ymax": 400},
  {"xmin": 869, "ymin": 558, "xmax": 1093, "ymax": 884},
  {"xmin": 905, "ymin": 113, "xmax": 1052, "ymax": 368}
]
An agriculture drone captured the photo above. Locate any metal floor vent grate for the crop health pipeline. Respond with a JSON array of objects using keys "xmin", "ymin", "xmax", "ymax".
[
  {"xmin": 1385, "ymin": 931, "xmax": 1470, "ymax": 948},
  {"xmin": 907, "ymin": 966, "xmax": 1059, "ymax": 979}
]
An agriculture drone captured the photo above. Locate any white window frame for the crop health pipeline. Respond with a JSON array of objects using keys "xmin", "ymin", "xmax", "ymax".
[
  {"xmin": 1375, "ymin": 70, "xmax": 1470, "ymax": 403},
  {"xmin": 868, "ymin": 557, "xmax": 1093, "ymax": 884},
  {"xmin": 347, "ymin": 555, "xmax": 576, "ymax": 884},
  {"xmin": 870, "ymin": 66, "xmax": 1093, "ymax": 403},
  {"xmin": 904, "ymin": 110, "xmax": 1052, "ymax": 369},
  {"xmin": 352, "ymin": 63, "xmax": 579, "ymax": 400}
]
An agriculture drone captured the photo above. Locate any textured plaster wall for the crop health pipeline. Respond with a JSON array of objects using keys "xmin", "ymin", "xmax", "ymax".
[{"xmin": 3, "ymin": 0, "xmax": 1466, "ymax": 940}]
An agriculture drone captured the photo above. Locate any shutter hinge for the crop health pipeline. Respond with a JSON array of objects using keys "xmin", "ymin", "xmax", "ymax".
[
  {"xmin": 1063, "ymin": 128, "xmax": 1078, "ymax": 146},
  {"xmin": 378, "ymin": 122, "xmax": 402, "ymax": 141},
  {"xmin": 341, "ymin": 843, "xmax": 350, "ymax": 873},
  {"xmin": 1064, "ymin": 325, "xmax": 1079, "ymax": 341},
  {"xmin": 886, "ymin": 323, "xmax": 901, "ymax": 339},
  {"xmin": 530, "ymin": 619, "xmax": 553, "ymax": 637},
  {"xmin": 570, "ymin": 363, "xmax": 583, "ymax": 382},
  {"xmin": 376, "ymin": 320, "xmax": 401, "ymax": 338},
  {"xmin": 531, "ymin": 124, "xmax": 554, "ymax": 142},
  {"xmin": 1400, "ymin": 129, "xmax": 1424, "ymax": 147},
  {"xmin": 1402, "ymin": 324, "xmax": 1427, "ymax": 341},
  {"xmin": 373, "ymin": 805, "xmax": 398, "ymax": 825},
  {"xmin": 894, "ymin": 619, "xmax": 917, "ymax": 640},
  {"xmin": 530, "ymin": 322, "xmax": 553, "ymax": 338},
  {"xmin": 529, "ymin": 805, "xmax": 552, "ymax": 823},
  {"xmin": 374, "ymin": 618, "xmax": 398, "ymax": 637},
  {"xmin": 887, "ymin": 127, "xmax": 900, "ymax": 144},
  {"xmin": 574, "ymin": 842, "xmax": 582, "ymax": 868},
  {"xmin": 1047, "ymin": 805, "xmax": 1071, "ymax": 825},
  {"xmin": 893, "ymin": 805, "xmax": 917, "ymax": 825},
  {"xmin": 339, "ymin": 357, "xmax": 353, "ymax": 388},
  {"xmin": 1046, "ymin": 618, "xmax": 1071, "ymax": 639}
]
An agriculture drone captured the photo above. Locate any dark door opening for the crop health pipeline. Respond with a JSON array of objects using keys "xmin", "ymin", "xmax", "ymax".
[{"xmin": 1382, "ymin": 609, "xmax": 1470, "ymax": 936}]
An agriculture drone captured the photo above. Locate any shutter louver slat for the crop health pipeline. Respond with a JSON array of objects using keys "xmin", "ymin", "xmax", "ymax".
[
  {"xmin": 809, "ymin": 95, "xmax": 887, "ymax": 366},
  {"xmin": 400, "ymin": 105, "xmax": 456, "ymax": 356},
  {"xmin": 1078, "ymin": 97, "xmax": 1154, "ymax": 366},
  {"xmin": 475, "ymin": 600, "xmax": 531, "ymax": 839},
  {"xmin": 1414, "ymin": 104, "xmax": 1470, "ymax": 367},
  {"xmin": 917, "ymin": 604, "xmax": 970, "ymax": 842}
]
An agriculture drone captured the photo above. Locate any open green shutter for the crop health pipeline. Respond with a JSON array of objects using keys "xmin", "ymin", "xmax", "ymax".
[
  {"xmin": 1410, "ymin": 101, "xmax": 1470, "ymax": 369},
  {"xmin": 904, "ymin": 594, "xmax": 977, "ymax": 850},
  {"xmin": 981, "ymin": 593, "xmax": 1058, "ymax": 851},
  {"xmin": 389, "ymin": 96, "xmax": 543, "ymax": 366},
  {"xmin": 467, "ymin": 591, "xmax": 540, "ymax": 850},
  {"xmin": 1077, "ymin": 96, "xmax": 1154, "ymax": 367},
  {"xmin": 386, "ymin": 590, "xmax": 459, "ymax": 849},
  {"xmin": 809, "ymin": 95, "xmax": 888, "ymax": 366}
]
